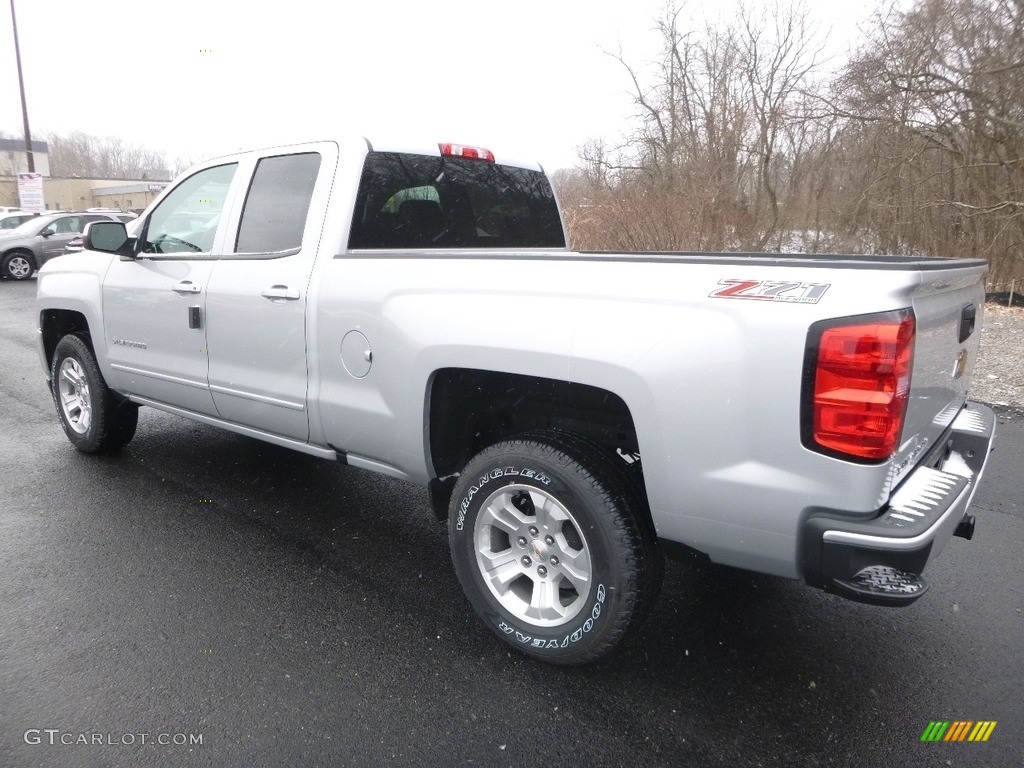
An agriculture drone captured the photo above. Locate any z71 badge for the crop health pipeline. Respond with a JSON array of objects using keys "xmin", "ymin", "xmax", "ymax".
[{"xmin": 710, "ymin": 279, "xmax": 830, "ymax": 304}]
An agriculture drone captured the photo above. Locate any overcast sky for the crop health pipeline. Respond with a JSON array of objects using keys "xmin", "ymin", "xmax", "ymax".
[{"xmin": 1, "ymin": 0, "xmax": 880, "ymax": 173}]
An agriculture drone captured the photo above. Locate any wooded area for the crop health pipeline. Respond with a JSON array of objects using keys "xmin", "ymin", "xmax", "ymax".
[
  {"xmin": 555, "ymin": 0, "xmax": 1024, "ymax": 288},
  {"xmin": 45, "ymin": 131, "xmax": 172, "ymax": 181}
]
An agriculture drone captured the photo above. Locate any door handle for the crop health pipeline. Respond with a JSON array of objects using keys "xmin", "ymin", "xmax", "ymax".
[
  {"xmin": 172, "ymin": 281, "xmax": 201, "ymax": 294},
  {"xmin": 261, "ymin": 285, "xmax": 300, "ymax": 301}
]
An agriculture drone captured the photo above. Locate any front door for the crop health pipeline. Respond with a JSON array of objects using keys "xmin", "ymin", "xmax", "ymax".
[{"xmin": 102, "ymin": 162, "xmax": 240, "ymax": 415}]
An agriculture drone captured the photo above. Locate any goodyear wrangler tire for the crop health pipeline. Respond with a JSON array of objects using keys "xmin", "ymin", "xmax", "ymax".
[
  {"xmin": 448, "ymin": 432, "xmax": 660, "ymax": 665},
  {"xmin": 51, "ymin": 334, "xmax": 139, "ymax": 453}
]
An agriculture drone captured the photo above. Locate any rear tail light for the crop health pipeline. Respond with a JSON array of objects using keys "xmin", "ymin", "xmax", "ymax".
[
  {"xmin": 439, "ymin": 143, "xmax": 495, "ymax": 162},
  {"xmin": 803, "ymin": 310, "xmax": 915, "ymax": 462}
]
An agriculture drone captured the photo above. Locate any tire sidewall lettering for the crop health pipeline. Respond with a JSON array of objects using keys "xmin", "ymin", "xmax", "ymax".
[
  {"xmin": 455, "ymin": 463, "xmax": 613, "ymax": 654},
  {"xmin": 448, "ymin": 438, "xmax": 646, "ymax": 663},
  {"xmin": 454, "ymin": 466, "xmax": 552, "ymax": 531},
  {"xmin": 495, "ymin": 581, "xmax": 607, "ymax": 650}
]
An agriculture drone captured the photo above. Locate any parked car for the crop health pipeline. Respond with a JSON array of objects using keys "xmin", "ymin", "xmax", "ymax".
[
  {"xmin": 86, "ymin": 208, "xmax": 138, "ymax": 223},
  {"xmin": 0, "ymin": 212, "xmax": 123, "ymax": 279},
  {"xmin": 0, "ymin": 211, "xmax": 37, "ymax": 230}
]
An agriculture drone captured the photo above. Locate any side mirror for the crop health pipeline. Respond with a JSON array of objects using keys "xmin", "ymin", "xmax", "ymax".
[{"xmin": 83, "ymin": 221, "xmax": 133, "ymax": 256}]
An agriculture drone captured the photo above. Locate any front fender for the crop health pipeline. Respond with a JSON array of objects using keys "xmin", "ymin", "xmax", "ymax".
[{"xmin": 36, "ymin": 253, "xmax": 115, "ymax": 381}]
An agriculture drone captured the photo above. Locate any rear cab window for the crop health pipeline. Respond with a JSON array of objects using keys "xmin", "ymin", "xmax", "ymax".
[
  {"xmin": 234, "ymin": 152, "xmax": 322, "ymax": 254},
  {"xmin": 348, "ymin": 152, "xmax": 565, "ymax": 250}
]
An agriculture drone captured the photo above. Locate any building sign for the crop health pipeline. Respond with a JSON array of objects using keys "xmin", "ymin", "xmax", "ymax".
[{"xmin": 17, "ymin": 173, "xmax": 45, "ymax": 212}]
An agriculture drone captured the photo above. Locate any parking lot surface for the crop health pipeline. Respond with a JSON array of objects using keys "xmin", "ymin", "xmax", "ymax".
[{"xmin": 2, "ymin": 278, "xmax": 1022, "ymax": 767}]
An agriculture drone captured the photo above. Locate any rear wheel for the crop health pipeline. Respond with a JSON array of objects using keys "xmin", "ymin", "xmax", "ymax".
[
  {"xmin": 2, "ymin": 251, "xmax": 35, "ymax": 280},
  {"xmin": 51, "ymin": 334, "xmax": 138, "ymax": 453},
  {"xmin": 448, "ymin": 432, "xmax": 661, "ymax": 665}
]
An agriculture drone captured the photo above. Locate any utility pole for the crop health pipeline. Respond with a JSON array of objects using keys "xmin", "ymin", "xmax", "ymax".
[{"xmin": 10, "ymin": 0, "xmax": 35, "ymax": 172}]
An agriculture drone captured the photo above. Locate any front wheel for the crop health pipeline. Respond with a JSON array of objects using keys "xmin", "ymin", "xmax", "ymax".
[
  {"xmin": 448, "ymin": 432, "xmax": 661, "ymax": 665},
  {"xmin": 2, "ymin": 251, "xmax": 36, "ymax": 280},
  {"xmin": 51, "ymin": 334, "xmax": 139, "ymax": 453}
]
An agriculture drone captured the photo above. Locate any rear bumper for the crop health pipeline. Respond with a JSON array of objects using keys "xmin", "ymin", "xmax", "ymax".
[{"xmin": 802, "ymin": 401, "xmax": 996, "ymax": 606}]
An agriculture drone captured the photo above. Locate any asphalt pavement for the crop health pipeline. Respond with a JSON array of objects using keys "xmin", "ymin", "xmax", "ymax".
[{"xmin": 1, "ymin": 277, "xmax": 1022, "ymax": 767}]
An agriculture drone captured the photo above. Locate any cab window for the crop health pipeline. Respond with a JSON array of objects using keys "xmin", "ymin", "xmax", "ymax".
[
  {"xmin": 348, "ymin": 152, "xmax": 565, "ymax": 250},
  {"xmin": 234, "ymin": 153, "xmax": 321, "ymax": 254},
  {"xmin": 141, "ymin": 163, "xmax": 237, "ymax": 254}
]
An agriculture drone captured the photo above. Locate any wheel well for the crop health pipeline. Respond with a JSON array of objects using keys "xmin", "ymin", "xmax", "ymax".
[
  {"xmin": 427, "ymin": 368, "xmax": 643, "ymax": 519},
  {"xmin": 41, "ymin": 310, "xmax": 92, "ymax": 372}
]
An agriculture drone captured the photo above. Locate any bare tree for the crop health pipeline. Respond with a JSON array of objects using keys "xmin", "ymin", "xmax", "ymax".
[
  {"xmin": 46, "ymin": 131, "xmax": 171, "ymax": 180},
  {"xmin": 822, "ymin": 0, "xmax": 1024, "ymax": 278},
  {"xmin": 567, "ymin": 1, "xmax": 827, "ymax": 252},
  {"xmin": 737, "ymin": 2, "xmax": 823, "ymax": 248},
  {"xmin": 565, "ymin": 0, "xmax": 1023, "ymax": 281}
]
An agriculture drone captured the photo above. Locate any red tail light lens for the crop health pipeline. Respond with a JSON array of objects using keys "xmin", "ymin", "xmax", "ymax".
[
  {"xmin": 804, "ymin": 310, "xmax": 915, "ymax": 461},
  {"xmin": 439, "ymin": 143, "xmax": 495, "ymax": 162}
]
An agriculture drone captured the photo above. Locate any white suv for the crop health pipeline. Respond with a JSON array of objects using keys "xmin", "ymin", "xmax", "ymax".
[{"xmin": 0, "ymin": 211, "xmax": 37, "ymax": 231}]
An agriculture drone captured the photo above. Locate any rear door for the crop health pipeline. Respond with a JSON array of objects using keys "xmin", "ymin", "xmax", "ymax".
[{"xmin": 204, "ymin": 143, "xmax": 335, "ymax": 440}]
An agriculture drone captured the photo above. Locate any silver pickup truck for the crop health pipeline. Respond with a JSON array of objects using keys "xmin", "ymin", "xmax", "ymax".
[{"xmin": 36, "ymin": 138, "xmax": 996, "ymax": 664}]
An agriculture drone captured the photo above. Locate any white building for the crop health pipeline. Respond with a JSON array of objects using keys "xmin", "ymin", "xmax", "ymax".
[{"xmin": 0, "ymin": 138, "xmax": 50, "ymax": 176}]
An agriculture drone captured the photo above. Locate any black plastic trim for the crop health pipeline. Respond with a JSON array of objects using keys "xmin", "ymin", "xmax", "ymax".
[
  {"xmin": 334, "ymin": 250, "xmax": 988, "ymax": 270},
  {"xmin": 959, "ymin": 303, "xmax": 976, "ymax": 343},
  {"xmin": 829, "ymin": 567, "xmax": 929, "ymax": 607}
]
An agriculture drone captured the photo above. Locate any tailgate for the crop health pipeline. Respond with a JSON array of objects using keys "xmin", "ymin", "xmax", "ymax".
[{"xmin": 893, "ymin": 263, "xmax": 987, "ymax": 486}]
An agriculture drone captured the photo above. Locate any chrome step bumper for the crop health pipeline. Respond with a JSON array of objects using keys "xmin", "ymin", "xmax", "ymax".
[{"xmin": 802, "ymin": 402, "xmax": 996, "ymax": 606}]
